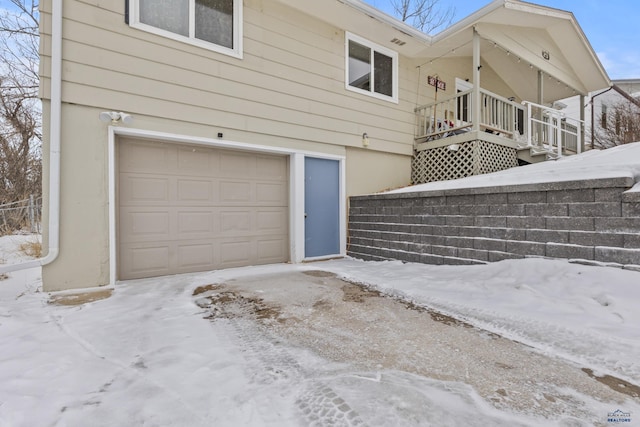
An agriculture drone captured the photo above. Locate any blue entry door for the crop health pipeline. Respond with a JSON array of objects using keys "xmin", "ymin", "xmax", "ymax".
[{"xmin": 304, "ymin": 157, "xmax": 340, "ymax": 258}]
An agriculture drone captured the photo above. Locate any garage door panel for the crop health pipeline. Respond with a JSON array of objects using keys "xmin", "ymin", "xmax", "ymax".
[
  {"xmin": 120, "ymin": 244, "xmax": 171, "ymax": 279},
  {"xmin": 176, "ymin": 146, "xmax": 216, "ymax": 174},
  {"xmin": 219, "ymin": 240, "xmax": 253, "ymax": 266},
  {"xmin": 177, "ymin": 211, "xmax": 215, "ymax": 235},
  {"xmin": 120, "ymin": 141, "xmax": 172, "ymax": 173},
  {"xmin": 177, "ymin": 179, "xmax": 214, "ymax": 202},
  {"xmin": 220, "ymin": 210, "xmax": 252, "ymax": 233},
  {"xmin": 219, "ymin": 152, "xmax": 255, "ymax": 178},
  {"xmin": 257, "ymin": 209, "xmax": 287, "ymax": 232},
  {"xmin": 120, "ymin": 175, "xmax": 171, "ymax": 204},
  {"xmin": 256, "ymin": 182, "xmax": 287, "ymax": 203},
  {"xmin": 177, "ymin": 243, "xmax": 215, "ymax": 269},
  {"xmin": 220, "ymin": 181, "xmax": 253, "ymax": 203},
  {"xmin": 257, "ymin": 155, "xmax": 287, "ymax": 179},
  {"xmin": 118, "ymin": 139, "xmax": 289, "ymax": 280},
  {"xmin": 257, "ymin": 238, "xmax": 287, "ymax": 262},
  {"xmin": 119, "ymin": 210, "xmax": 171, "ymax": 242}
]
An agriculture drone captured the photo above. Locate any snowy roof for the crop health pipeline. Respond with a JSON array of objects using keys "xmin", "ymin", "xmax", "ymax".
[{"xmin": 386, "ymin": 142, "xmax": 640, "ymax": 195}]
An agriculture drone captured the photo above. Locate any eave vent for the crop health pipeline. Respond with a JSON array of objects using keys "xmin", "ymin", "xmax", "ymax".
[{"xmin": 390, "ymin": 38, "xmax": 406, "ymax": 46}]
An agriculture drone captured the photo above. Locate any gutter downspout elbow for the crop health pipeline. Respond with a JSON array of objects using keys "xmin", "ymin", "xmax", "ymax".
[{"xmin": 0, "ymin": 0, "xmax": 61, "ymax": 275}]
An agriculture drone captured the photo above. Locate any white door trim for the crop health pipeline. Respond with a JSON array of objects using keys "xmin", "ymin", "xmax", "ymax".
[{"xmin": 107, "ymin": 126, "xmax": 346, "ymax": 285}]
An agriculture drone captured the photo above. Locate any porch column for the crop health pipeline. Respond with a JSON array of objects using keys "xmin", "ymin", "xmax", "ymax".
[
  {"xmin": 536, "ymin": 70, "xmax": 544, "ymax": 146},
  {"xmin": 472, "ymin": 27, "xmax": 481, "ymax": 132},
  {"xmin": 537, "ymin": 70, "xmax": 544, "ymax": 105},
  {"xmin": 579, "ymin": 94, "xmax": 586, "ymax": 152}
]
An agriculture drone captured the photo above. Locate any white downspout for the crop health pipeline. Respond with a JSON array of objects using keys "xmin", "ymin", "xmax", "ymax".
[{"xmin": 0, "ymin": 0, "xmax": 61, "ymax": 274}]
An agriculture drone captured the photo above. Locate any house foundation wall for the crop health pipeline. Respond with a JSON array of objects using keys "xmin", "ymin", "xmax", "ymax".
[{"xmin": 348, "ymin": 177, "xmax": 640, "ymax": 268}]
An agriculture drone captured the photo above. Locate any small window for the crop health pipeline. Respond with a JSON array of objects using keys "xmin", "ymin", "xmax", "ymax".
[
  {"xmin": 601, "ymin": 104, "xmax": 608, "ymax": 129},
  {"xmin": 130, "ymin": 0, "xmax": 242, "ymax": 58},
  {"xmin": 346, "ymin": 33, "xmax": 398, "ymax": 103}
]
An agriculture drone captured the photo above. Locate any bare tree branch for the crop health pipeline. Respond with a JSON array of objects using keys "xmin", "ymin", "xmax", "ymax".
[
  {"xmin": 390, "ymin": 0, "xmax": 455, "ymax": 34},
  {"xmin": 0, "ymin": 0, "xmax": 41, "ymax": 207},
  {"xmin": 592, "ymin": 101, "xmax": 640, "ymax": 149}
]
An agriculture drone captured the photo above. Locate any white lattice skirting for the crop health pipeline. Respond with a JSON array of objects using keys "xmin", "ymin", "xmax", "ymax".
[{"xmin": 412, "ymin": 140, "xmax": 518, "ymax": 184}]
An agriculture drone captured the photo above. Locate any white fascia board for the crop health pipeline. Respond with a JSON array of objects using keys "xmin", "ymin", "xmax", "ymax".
[
  {"xmin": 339, "ymin": 0, "xmax": 432, "ymax": 43},
  {"xmin": 431, "ymin": 0, "xmax": 505, "ymax": 42},
  {"xmin": 506, "ymin": 0, "xmax": 609, "ymax": 85}
]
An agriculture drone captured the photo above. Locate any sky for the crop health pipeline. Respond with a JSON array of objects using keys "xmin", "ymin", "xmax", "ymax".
[{"xmin": 364, "ymin": 0, "xmax": 640, "ymax": 80}]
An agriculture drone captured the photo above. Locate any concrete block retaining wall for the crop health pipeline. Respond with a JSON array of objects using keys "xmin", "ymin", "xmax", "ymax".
[{"xmin": 348, "ymin": 177, "xmax": 640, "ymax": 268}]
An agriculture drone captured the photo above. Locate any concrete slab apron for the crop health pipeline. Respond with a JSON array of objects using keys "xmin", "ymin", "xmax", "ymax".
[{"xmin": 194, "ymin": 270, "xmax": 637, "ymax": 425}]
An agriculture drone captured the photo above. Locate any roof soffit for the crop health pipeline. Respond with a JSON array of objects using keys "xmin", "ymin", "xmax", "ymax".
[
  {"xmin": 474, "ymin": 23, "xmax": 588, "ymax": 94},
  {"xmin": 421, "ymin": 1, "xmax": 610, "ymax": 95},
  {"xmin": 272, "ymin": 0, "xmax": 432, "ymax": 57}
]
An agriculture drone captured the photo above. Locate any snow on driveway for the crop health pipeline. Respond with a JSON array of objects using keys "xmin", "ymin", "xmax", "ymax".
[
  {"xmin": 321, "ymin": 258, "xmax": 640, "ymax": 386},
  {"xmin": 0, "ymin": 257, "xmax": 639, "ymax": 426}
]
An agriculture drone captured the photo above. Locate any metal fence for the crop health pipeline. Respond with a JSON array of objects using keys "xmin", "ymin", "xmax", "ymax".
[{"xmin": 0, "ymin": 196, "xmax": 42, "ymax": 236}]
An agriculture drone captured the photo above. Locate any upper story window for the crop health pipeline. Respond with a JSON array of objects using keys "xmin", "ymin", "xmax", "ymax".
[
  {"xmin": 129, "ymin": 0, "xmax": 242, "ymax": 58},
  {"xmin": 345, "ymin": 32, "xmax": 398, "ymax": 103}
]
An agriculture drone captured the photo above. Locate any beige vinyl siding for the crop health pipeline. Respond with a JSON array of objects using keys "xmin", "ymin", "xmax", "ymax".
[
  {"xmin": 412, "ymin": 56, "xmax": 520, "ymax": 107},
  {"xmin": 40, "ymin": 0, "xmax": 420, "ymax": 155}
]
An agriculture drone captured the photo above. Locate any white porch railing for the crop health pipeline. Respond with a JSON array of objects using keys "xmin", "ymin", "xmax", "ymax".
[
  {"xmin": 479, "ymin": 88, "xmax": 525, "ymax": 138},
  {"xmin": 415, "ymin": 88, "xmax": 526, "ymax": 142},
  {"xmin": 522, "ymin": 101, "xmax": 583, "ymax": 156},
  {"xmin": 415, "ymin": 87, "xmax": 584, "ymax": 158},
  {"xmin": 415, "ymin": 89, "xmax": 473, "ymax": 140}
]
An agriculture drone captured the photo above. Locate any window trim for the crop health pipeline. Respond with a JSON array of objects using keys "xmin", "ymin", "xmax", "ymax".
[
  {"xmin": 345, "ymin": 32, "xmax": 398, "ymax": 103},
  {"xmin": 129, "ymin": 0, "xmax": 243, "ymax": 59}
]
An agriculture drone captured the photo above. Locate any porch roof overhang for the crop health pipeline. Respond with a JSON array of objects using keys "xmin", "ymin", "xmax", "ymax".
[{"xmin": 423, "ymin": 0, "xmax": 611, "ymax": 100}]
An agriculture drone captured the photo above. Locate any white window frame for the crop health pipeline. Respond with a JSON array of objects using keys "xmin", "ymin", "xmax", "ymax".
[
  {"xmin": 129, "ymin": 0, "xmax": 243, "ymax": 59},
  {"xmin": 345, "ymin": 32, "xmax": 398, "ymax": 104}
]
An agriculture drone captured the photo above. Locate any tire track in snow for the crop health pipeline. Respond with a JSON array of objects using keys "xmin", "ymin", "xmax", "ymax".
[{"xmin": 198, "ymin": 291, "xmax": 367, "ymax": 427}]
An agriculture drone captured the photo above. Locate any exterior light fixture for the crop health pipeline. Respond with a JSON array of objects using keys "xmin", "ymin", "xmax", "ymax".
[
  {"xmin": 362, "ymin": 132, "xmax": 370, "ymax": 147},
  {"xmin": 552, "ymin": 101, "xmax": 567, "ymax": 110},
  {"xmin": 99, "ymin": 111, "xmax": 134, "ymax": 125}
]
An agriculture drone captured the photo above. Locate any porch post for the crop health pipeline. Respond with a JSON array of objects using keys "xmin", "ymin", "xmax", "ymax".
[
  {"xmin": 537, "ymin": 70, "xmax": 544, "ymax": 105},
  {"xmin": 579, "ymin": 94, "xmax": 586, "ymax": 152},
  {"xmin": 472, "ymin": 27, "xmax": 481, "ymax": 132},
  {"xmin": 536, "ymin": 70, "xmax": 544, "ymax": 146}
]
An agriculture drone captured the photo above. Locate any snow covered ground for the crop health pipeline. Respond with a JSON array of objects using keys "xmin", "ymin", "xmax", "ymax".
[
  {"xmin": 322, "ymin": 258, "xmax": 640, "ymax": 386},
  {"xmin": 0, "ymin": 234, "xmax": 41, "ymax": 265},
  {"xmin": 1, "ymin": 254, "xmax": 639, "ymax": 426},
  {"xmin": 386, "ymin": 142, "xmax": 640, "ymax": 193}
]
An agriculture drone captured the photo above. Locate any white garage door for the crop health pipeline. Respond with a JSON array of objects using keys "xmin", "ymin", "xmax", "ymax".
[{"xmin": 117, "ymin": 138, "xmax": 289, "ymax": 280}]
